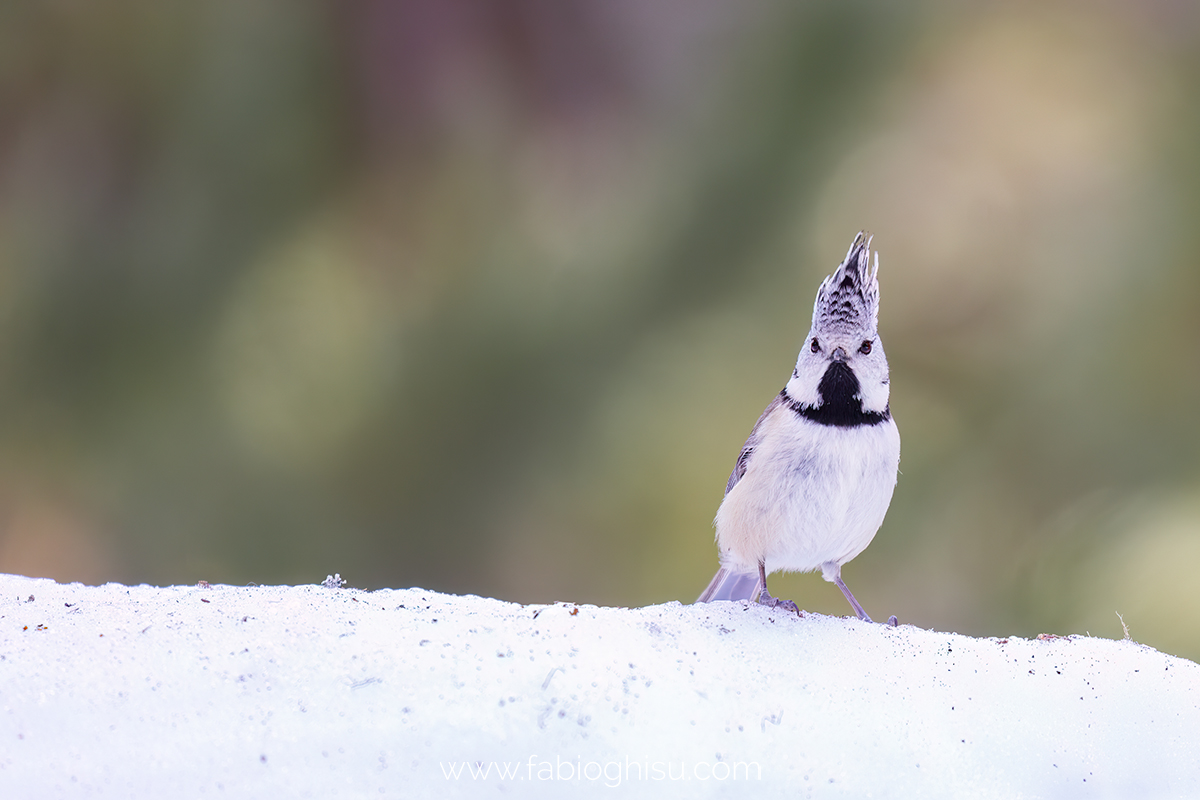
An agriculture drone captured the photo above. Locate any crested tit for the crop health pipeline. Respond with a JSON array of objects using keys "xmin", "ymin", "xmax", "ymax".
[{"xmin": 698, "ymin": 232, "xmax": 900, "ymax": 624}]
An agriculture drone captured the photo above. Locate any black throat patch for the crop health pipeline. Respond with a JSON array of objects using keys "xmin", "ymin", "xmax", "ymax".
[{"xmin": 782, "ymin": 361, "xmax": 890, "ymax": 428}]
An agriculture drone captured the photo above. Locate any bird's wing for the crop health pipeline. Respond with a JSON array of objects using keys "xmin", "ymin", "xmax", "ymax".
[{"xmin": 724, "ymin": 392, "xmax": 784, "ymax": 495}]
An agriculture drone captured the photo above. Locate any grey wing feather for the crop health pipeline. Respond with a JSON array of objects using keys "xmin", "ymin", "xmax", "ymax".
[
  {"xmin": 699, "ymin": 392, "xmax": 784, "ymax": 604},
  {"xmin": 724, "ymin": 393, "xmax": 783, "ymax": 495}
]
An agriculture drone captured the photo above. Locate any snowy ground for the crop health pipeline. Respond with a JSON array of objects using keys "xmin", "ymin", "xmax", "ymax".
[{"xmin": 0, "ymin": 574, "xmax": 1197, "ymax": 799}]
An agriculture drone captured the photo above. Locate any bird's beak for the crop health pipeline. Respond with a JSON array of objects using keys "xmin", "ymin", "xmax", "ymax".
[{"xmin": 831, "ymin": 346, "xmax": 848, "ymax": 362}]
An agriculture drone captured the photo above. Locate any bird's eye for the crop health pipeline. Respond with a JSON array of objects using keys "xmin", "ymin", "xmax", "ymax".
[
  {"xmin": 810, "ymin": 338, "xmax": 820, "ymax": 353},
  {"xmin": 859, "ymin": 340, "xmax": 872, "ymax": 354}
]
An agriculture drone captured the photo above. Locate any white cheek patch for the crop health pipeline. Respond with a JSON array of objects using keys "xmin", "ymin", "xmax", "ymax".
[
  {"xmin": 857, "ymin": 378, "xmax": 890, "ymax": 414},
  {"xmin": 850, "ymin": 350, "xmax": 891, "ymax": 413},
  {"xmin": 785, "ymin": 369, "xmax": 821, "ymax": 406}
]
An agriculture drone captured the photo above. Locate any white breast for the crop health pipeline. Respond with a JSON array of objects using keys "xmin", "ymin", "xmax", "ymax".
[{"xmin": 713, "ymin": 408, "xmax": 900, "ymax": 575}]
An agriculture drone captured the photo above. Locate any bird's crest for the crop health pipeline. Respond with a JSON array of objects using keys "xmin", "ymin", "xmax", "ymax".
[{"xmin": 812, "ymin": 231, "xmax": 879, "ymax": 336}]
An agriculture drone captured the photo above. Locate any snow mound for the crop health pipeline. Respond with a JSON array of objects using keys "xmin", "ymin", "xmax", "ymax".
[{"xmin": 1, "ymin": 574, "xmax": 1197, "ymax": 798}]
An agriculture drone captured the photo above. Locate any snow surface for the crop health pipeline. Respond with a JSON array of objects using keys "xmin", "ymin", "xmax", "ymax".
[{"xmin": 1, "ymin": 573, "xmax": 1197, "ymax": 799}]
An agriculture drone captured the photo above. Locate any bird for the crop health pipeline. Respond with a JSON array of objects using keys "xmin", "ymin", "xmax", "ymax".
[{"xmin": 697, "ymin": 231, "xmax": 900, "ymax": 625}]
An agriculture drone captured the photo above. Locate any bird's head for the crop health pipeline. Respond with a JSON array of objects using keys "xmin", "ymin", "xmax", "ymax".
[{"xmin": 787, "ymin": 232, "xmax": 890, "ymax": 416}]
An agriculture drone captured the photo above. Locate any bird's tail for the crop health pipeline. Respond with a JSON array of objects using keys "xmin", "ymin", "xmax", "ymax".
[{"xmin": 696, "ymin": 567, "xmax": 761, "ymax": 603}]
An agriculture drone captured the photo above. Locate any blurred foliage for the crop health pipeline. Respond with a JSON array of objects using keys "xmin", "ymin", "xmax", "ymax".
[{"xmin": 2, "ymin": 0, "xmax": 1200, "ymax": 661}]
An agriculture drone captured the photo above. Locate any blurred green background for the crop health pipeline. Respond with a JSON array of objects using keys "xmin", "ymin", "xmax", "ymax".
[{"xmin": 2, "ymin": 1, "xmax": 1200, "ymax": 659}]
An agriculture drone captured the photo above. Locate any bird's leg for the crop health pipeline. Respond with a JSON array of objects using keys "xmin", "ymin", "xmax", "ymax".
[
  {"xmin": 833, "ymin": 574, "xmax": 872, "ymax": 622},
  {"xmin": 833, "ymin": 575, "xmax": 898, "ymax": 626},
  {"xmin": 756, "ymin": 561, "xmax": 801, "ymax": 615}
]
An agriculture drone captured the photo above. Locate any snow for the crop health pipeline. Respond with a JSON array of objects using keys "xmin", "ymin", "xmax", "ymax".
[{"xmin": 1, "ymin": 574, "xmax": 1197, "ymax": 799}]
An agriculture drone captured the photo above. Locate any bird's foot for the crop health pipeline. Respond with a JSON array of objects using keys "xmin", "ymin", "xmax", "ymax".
[{"xmin": 757, "ymin": 591, "xmax": 802, "ymax": 616}]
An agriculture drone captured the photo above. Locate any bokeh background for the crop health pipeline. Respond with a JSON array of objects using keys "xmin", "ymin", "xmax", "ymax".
[{"xmin": 2, "ymin": 1, "xmax": 1200, "ymax": 659}]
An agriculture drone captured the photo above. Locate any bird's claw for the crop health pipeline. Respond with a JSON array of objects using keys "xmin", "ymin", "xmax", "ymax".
[{"xmin": 757, "ymin": 591, "xmax": 802, "ymax": 616}]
